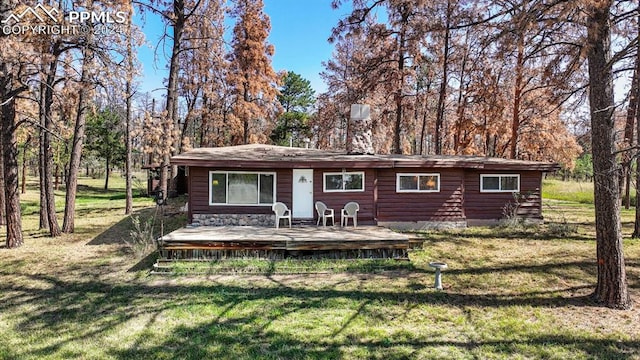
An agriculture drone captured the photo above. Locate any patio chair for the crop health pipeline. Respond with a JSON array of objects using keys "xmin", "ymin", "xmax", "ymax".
[
  {"xmin": 341, "ymin": 201, "xmax": 360, "ymax": 228},
  {"xmin": 315, "ymin": 201, "xmax": 335, "ymax": 227},
  {"xmin": 272, "ymin": 202, "xmax": 291, "ymax": 229}
]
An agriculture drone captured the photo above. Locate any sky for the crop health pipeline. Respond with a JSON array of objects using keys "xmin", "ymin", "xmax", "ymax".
[{"xmin": 136, "ymin": 0, "xmax": 351, "ymax": 97}]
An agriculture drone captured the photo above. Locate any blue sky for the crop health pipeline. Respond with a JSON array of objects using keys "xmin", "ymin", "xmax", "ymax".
[{"xmin": 136, "ymin": 0, "xmax": 350, "ymax": 96}]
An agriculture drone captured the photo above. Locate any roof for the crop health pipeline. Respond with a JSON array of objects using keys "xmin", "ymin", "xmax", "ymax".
[{"xmin": 170, "ymin": 144, "xmax": 560, "ymax": 171}]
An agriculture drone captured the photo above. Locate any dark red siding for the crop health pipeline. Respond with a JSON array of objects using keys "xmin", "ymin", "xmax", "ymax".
[
  {"xmin": 312, "ymin": 168, "xmax": 376, "ymax": 225},
  {"xmin": 376, "ymin": 168, "xmax": 465, "ymax": 222},
  {"xmin": 188, "ymin": 167, "xmax": 292, "ymax": 220},
  {"xmin": 187, "ymin": 165, "xmax": 544, "ymax": 224},
  {"xmin": 463, "ymin": 170, "xmax": 542, "ymax": 220}
]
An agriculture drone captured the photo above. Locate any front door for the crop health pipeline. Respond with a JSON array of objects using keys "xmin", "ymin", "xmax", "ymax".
[{"xmin": 292, "ymin": 169, "xmax": 314, "ymax": 218}]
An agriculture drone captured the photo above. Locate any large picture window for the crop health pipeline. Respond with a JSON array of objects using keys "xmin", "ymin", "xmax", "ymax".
[
  {"xmin": 323, "ymin": 171, "xmax": 364, "ymax": 192},
  {"xmin": 396, "ymin": 173, "xmax": 440, "ymax": 192},
  {"xmin": 480, "ymin": 174, "xmax": 520, "ymax": 192},
  {"xmin": 209, "ymin": 171, "xmax": 275, "ymax": 205}
]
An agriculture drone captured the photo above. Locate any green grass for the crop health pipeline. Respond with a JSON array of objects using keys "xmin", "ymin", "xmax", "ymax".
[
  {"xmin": 0, "ymin": 177, "xmax": 639, "ymax": 359},
  {"xmin": 167, "ymin": 258, "xmax": 415, "ymax": 275},
  {"xmin": 542, "ymin": 179, "xmax": 596, "ymax": 204}
]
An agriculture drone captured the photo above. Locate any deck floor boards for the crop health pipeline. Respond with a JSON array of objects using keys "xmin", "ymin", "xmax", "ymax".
[{"xmin": 159, "ymin": 225, "xmax": 410, "ymax": 251}]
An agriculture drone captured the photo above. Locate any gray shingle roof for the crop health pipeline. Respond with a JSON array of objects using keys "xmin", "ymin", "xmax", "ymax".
[{"xmin": 171, "ymin": 144, "xmax": 560, "ymax": 171}]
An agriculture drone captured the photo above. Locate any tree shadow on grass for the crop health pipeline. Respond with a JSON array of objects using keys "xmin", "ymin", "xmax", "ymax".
[
  {"xmin": 416, "ymin": 228, "xmax": 596, "ymax": 243},
  {"xmin": 88, "ymin": 207, "xmax": 186, "ymax": 246},
  {"xmin": 1, "ymin": 270, "xmax": 638, "ymax": 359},
  {"xmin": 110, "ymin": 322, "xmax": 640, "ymax": 360},
  {"xmin": 87, "ymin": 213, "xmax": 140, "ymax": 245},
  {"xmin": 128, "ymin": 252, "xmax": 158, "ymax": 272}
]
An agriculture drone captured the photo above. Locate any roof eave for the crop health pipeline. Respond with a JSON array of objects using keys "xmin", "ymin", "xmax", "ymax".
[
  {"xmin": 482, "ymin": 163, "xmax": 561, "ymax": 172},
  {"xmin": 170, "ymin": 159, "xmax": 396, "ymax": 169}
]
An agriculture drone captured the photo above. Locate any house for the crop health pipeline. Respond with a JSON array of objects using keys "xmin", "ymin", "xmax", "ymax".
[{"xmin": 170, "ymin": 144, "xmax": 559, "ymax": 230}]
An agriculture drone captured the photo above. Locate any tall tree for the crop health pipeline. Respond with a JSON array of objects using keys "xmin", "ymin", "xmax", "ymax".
[
  {"xmin": 0, "ymin": 122, "xmax": 5, "ymax": 227},
  {"xmin": 633, "ymin": 14, "xmax": 640, "ymax": 237},
  {"xmin": 227, "ymin": 0, "xmax": 281, "ymax": 145},
  {"xmin": 1, "ymin": 75, "xmax": 24, "ymax": 248},
  {"xmin": 176, "ymin": 0, "xmax": 228, "ymax": 147},
  {"xmin": 331, "ymin": 0, "xmax": 429, "ymax": 154},
  {"xmin": 415, "ymin": 58, "xmax": 436, "ymax": 154},
  {"xmin": 278, "ymin": 72, "xmax": 315, "ymax": 113},
  {"xmin": 271, "ymin": 71, "xmax": 315, "ymax": 146},
  {"xmin": 137, "ymin": 0, "xmax": 206, "ymax": 199},
  {"xmin": 0, "ymin": 1, "xmax": 28, "ymax": 247},
  {"xmin": 36, "ymin": 21, "xmax": 67, "ymax": 237},
  {"xmin": 434, "ymin": 0, "xmax": 452, "ymax": 155},
  {"xmin": 125, "ymin": 7, "xmax": 135, "ymax": 215},
  {"xmin": 63, "ymin": 2, "xmax": 95, "ymax": 233},
  {"xmin": 86, "ymin": 108, "xmax": 126, "ymax": 190},
  {"xmin": 624, "ymin": 20, "xmax": 640, "ymax": 211},
  {"xmin": 585, "ymin": 0, "xmax": 631, "ymax": 309},
  {"xmin": 319, "ymin": 30, "xmax": 375, "ymax": 150},
  {"xmin": 163, "ymin": 0, "xmax": 186, "ymax": 199}
]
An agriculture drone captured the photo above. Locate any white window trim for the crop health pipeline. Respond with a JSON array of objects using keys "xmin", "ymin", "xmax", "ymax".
[
  {"xmin": 323, "ymin": 171, "xmax": 365, "ymax": 192},
  {"xmin": 480, "ymin": 174, "xmax": 520, "ymax": 193},
  {"xmin": 209, "ymin": 171, "xmax": 277, "ymax": 206},
  {"xmin": 396, "ymin": 173, "xmax": 441, "ymax": 193}
]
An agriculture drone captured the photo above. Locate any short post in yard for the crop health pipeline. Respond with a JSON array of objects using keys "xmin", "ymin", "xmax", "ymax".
[{"xmin": 429, "ymin": 262, "xmax": 448, "ymax": 290}]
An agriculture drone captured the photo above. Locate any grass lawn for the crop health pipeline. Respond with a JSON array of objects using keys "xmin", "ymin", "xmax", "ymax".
[
  {"xmin": 0, "ymin": 177, "xmax": 639, "ymax": 359},
  {"xmin": 542, "ymin": 178, "xmax": 596, "ymax": 204}
]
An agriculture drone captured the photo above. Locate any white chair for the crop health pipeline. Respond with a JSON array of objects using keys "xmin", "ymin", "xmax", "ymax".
[
  {"xmin": 341, "ymin": 202, "xmax": 360, "ymax": 228},
  {"xmin": 272, "ymin": 202, "xmax": 291, "ymax": 228},
  {"xmin": 315, "ymin": 201, "xmax": 335, "ymax": 227}
]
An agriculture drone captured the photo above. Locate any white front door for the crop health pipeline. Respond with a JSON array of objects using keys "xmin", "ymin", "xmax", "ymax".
[{"xmin": 292, "ymin": 169, "xmax": 314, "ymax": 218}]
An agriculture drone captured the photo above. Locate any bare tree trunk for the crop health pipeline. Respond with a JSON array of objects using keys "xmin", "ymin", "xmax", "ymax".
[
  {"xmin": 510, "ymin": 29, "xmax": 525, "ymax": 159},
  {"xmin": 419, "ymin": 111, "xmax": 428, "ymax": 155},
  {"xmin": 163, "ymin": 0, "xmax": 185, "ymax": 199},
  {"xmin": 21, "ymin": 143, "xmax": 27, "ymax": 194},
  {"xmin": 40, "ymin": 53, "xmax": 61, "ymax": 237},
  {"xmin": 634, "ymin": 150, "xmax": 640, "ymax": 238},
  {"xmin": 413, "ymin": 76, "xmax": 421, "ymax": 155},
  {"xmin": 104, "ymin": 156, "xmax": 110, "ymax": 190},
  {"xmin": 629, "ymin": 18, "xmax": 640, "ymax": 216},
  {"xmin": 39, "ymin": 127, "xmax": 48, "ymax": 230},
  {"xmin": 1, "ymin": 80, "xmax": 24, "ymax": 248},
  {"xmin": 633, "ymin": 17, "xmax": 640, "ymax": 238},
  {"xmin": 54, "ymin": 163, "xmax": 59, "ymax": 190},
  {"xmin": 622, "ymin": 45, "xmax": 639, "ymax": 210},
  {"xmin": 125, "ymin": 9, "xmax": 134, "ymax": 215},
  {"xmin": 242, "ymin": 81, "xmax": 250, "ymax": 145},
  {"xmin": 63, "ymin": 29, "xmax": 93, "ymax": 233},
  {"xmin": 434, "ymin": 0, "xmax": 451, "ymax": 155},
  {"xmin": 125, "ymin": 91, "xmax": 133, "ymax": 213},
  {"xmin": 454, "ymin": 30, "xmax": 469, "ymax": 154},
  {"xmin": 393, "ymin": 25, "xmax": 406, "ymax": 155},
  {"xmin": 586, "ymin": 1, "xmax": 631, "ymax": 309},
  {"xmin": 0, "ymin": 116, "xmax": 5, "ymax": 227}
]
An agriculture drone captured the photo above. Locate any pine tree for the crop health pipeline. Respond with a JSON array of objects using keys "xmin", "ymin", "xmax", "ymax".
[{"xmin": 227, "ymin": 0, "xmax": 281, "ymax": 145}]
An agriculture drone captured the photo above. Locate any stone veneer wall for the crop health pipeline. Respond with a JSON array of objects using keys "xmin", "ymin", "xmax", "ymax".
[
  {"xmin": 377, "ymin": 221, "xmax": 467, "ymax": 231},
  {"xmin": 192, "ymin": 213, "xmax": 275, "ymax": 226}
]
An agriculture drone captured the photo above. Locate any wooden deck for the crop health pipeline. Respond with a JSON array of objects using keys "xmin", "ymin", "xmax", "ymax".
[{"xmin": 157, "ymin": 225, "xmax": 413, "ymax": 260}]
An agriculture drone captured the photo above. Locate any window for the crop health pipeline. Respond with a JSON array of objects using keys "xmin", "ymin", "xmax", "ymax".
[
  {"xmin": 396, "ymin": 173, "xmax": 440, "ymax": 192},
  {"xmin": 480, "ymin": 174, "xmax": 520, "ymax": 192},
  {"xmin": 323, "ymin": 172, "xmax": 364, "ymax": 192},
  {"xmin": 209, "ymin": 171, "xmax": 276, "ymax": 205}
]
